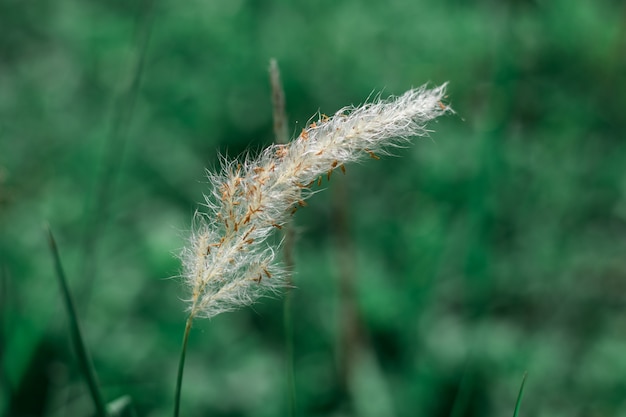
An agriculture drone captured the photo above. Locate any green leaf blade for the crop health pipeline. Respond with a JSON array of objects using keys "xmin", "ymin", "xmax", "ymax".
[{"xmin": 46, "ymin": 226, "xmax": 108, "ymax": 417}]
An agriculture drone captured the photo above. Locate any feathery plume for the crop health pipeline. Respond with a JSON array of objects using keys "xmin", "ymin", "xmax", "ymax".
[{"xmin": 180, "ymin": 83, "xmax": 452, "ymax": 319}]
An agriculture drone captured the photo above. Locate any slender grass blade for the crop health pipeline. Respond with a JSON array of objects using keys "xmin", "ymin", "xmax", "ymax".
[
  {"xmin": 513, "ymin": 372, "xmax": 527, "ymax": 417},
  {"xmin": 46, "ymin": 226, "xmax": 108, "ymax": 417}
]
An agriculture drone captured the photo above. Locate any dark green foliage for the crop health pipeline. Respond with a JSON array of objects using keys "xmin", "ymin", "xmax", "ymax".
[{"xmin": 1, "ymin": 1, "xmax": 625, "ymax": 416}]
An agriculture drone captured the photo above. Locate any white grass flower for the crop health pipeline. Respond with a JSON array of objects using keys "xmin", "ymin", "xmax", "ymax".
[{"xmin": 181, "ymin": 83, "xmax": 452, "ymax": 319}]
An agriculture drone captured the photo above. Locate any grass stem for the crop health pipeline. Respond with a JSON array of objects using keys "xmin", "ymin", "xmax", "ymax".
[
  {"xmin": 270, "ymin": 58, "xmax": 297, "ymax": 417},
  {"xmin": 512, "ymin": 372, "xmax": 527, "ymax": 417},
  {"xmin": 47, "ymin": 226, "xmax": 108, "ymax": 417},
  {"xmin": 174, "ymin": 314, "xmax": 194, "ymax": 417},
  {"xmin": 283, "ymin": 289, "xmax": 296, "ymax": 417}
]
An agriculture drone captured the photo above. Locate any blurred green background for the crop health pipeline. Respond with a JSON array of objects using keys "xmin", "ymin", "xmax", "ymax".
[{"xmin": 2, "ymin": 0, "xmax": 626, "ymax": 416}]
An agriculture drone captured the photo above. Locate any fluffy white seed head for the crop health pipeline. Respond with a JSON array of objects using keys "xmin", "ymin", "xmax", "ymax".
[{"xmin": 181, "ymin": 83, "xmax": 452, "ymax": 319}]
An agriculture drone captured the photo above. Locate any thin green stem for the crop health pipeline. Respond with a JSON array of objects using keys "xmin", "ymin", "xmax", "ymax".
[
  {"xmin": 174, "ymin": 314, "xmax": 194, "ymax": 417},
  {"xmin": 79, "ymin": 0, "xmax": 156, "ymax": 306},
  {"xmin": 283, "ymin": 289, "xmax": 296, "ymax": 417},
  {"xmin": 269, "ymin": 58, "xmax": 297, "ymax": 417},
  {"xmin": 269, "ymin": 58, "xmax": 289, "ymax": 145},
  {"xmin": 47, "ymin": 226, "xmax": 108, "ymax": 417},
  {"xmin": 282, "ymin": 213, "xmax": 297, "ymax": 417},
  {"xmin": 512, "ymin": 372, "xmax": 527, "ymax": 417}
]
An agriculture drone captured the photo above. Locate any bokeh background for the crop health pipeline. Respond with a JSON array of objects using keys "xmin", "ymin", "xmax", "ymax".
[{"xmin": 2, "ymin": 0, "xmax": 626, "ymax": 416}]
